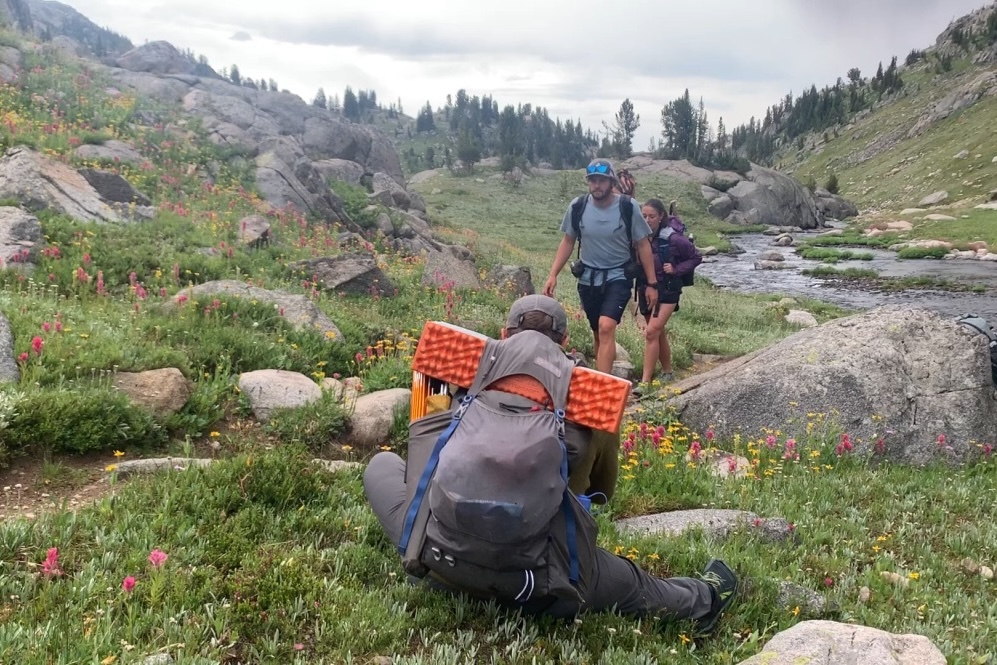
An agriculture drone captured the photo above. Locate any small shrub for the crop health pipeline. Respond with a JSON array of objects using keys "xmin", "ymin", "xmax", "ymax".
[
  {"xmin": 804, "ymin": 175, "xmax": 817, "ymax": 192},
  {"xmin": 329, "ymin": 181, "xmax": 378, "ymax": 229},
  {"xmin": 825, "ymin": 173, "xmax": 839, "ymax": 195},
  {"xmin": 262, "ymin": 392, "xmax": 349, "ymax": 449},
  {"xmin": 897, "ymin": 246, "xmax": 949, "ymax": 259},
  {"xmin": 6, "ymin": 386, "xmax": 166, "ymax": 455}
]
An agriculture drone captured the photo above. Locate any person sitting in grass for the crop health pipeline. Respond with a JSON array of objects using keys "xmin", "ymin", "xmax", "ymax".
[{"xmin": 363, "ymin": 295, "xmax": 737, "ymax": 633}]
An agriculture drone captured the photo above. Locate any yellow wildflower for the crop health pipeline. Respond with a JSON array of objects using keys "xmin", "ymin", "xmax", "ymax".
[{"xmin": 113, "ymin": 450, "xmax": 125, "ymax": 458}]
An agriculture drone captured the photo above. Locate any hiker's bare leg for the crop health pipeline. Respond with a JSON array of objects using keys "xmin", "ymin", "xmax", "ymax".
[
  {"xmin": 596, "ymin": 316, "xmax": 618, "ymax": 374},
  {"xmin": 641, "ymin": 304, "xmax": 675, "ymax": 382}
]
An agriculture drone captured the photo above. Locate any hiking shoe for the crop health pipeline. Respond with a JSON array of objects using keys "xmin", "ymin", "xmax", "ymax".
[
  {"xmin": 695, "ymin": 559, "xmax": 738, "ymax": 635},
  {"xmin": 659, "ymin": 372, "xmax": 674, "ymax": 384},
  {"xmin": 630, "ymin": 382, "xmax": 653, "ymax": 399}
]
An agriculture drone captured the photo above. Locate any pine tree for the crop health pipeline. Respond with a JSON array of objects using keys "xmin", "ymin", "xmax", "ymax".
[
  {"xmin": 343, "ymin": 87, "xmax": 359, "ymax": 120},
  {"xmin": 229, "ymin": 64, "xmax": 241, "ymax": 86},
  {"xmin": 612, "ymin": 98, "xmax": 640, "ymax": 158},
  {"xmin": 312, "ymin": 88, "xmax": 327, "ymax": 109}
]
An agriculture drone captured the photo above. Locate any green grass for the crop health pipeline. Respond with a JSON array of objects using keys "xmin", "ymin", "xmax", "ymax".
[
  {"xmin": 803, "ymin": 267, "xmax": 986, "ymax": 292},
  {"xmin": 796, "ymin": 247, "xmax": 875, "ymax": 262},
  {"xmin": 787, "ymin": 62, "xmax": 997, "ymax": 214}
]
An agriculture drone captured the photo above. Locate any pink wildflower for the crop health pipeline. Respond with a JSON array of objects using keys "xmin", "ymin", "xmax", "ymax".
[
  {"xmin": 824, "ymin": 577, "xmax": 834, "ymax": 587},
  {"xmin": 875, "ymin": 438, "xmax": 886, "ymax": 455},
  {"xmin": 31, "ymin": 336, "xmax": 43, "ymax": 356},
  {"xmin": 54, "ymin": 321, "xmax": 62, "ymax": 333},
  {"xmin": 148, "ymin": 549, "xmax": 168, "ymax": 568},
  {"xmin": 688, "ymin": 440, "xmax": 702, "ymax": 462},
  {"xmin": 122, "ymin": 576, "xmax": 136, "ymax": 592},
  {"xmin": 42, "ymin": 547, "xmax": 62, "ymax": 578},
  {"xmin": 41, "ymin": 321, "xmax": 51, "ymax": 333},
  {"xmin": 983, "ymin": 443, "xmax": 994, "ymax": 458},
  {"xmin": 705, "ymin": 428, "xmax": 715, "ymax": 441},
  {"xmin": 937, "ymin": 434, "xmax": 946, "ymax": 447},
  {"xmin": 765, "ymin": 434, "xmax": 777, "ymax": 449},
  {"xmin": 17, "ymin": 352, "xmax": 28, "ymax": 363}
]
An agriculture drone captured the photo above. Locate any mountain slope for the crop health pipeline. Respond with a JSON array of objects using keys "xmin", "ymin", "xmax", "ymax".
[{"xmin": 786, "ymin": 4, "xmax": 997, "ymax": 213}]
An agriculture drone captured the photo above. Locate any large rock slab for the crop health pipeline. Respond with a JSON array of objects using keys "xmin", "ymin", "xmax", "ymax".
[
  {"xmin": 814, "ymin": 189, "xmax": 859, "ymax": 220},
  {"xmin": 0, "ymin": 206, "xmax": 41, "ymax": 267},
  {"xmin": 735, "ymin": 620, "xmax": 945, "ymax": 665},
  {"xmin": 724, "ymin": 166, "xmax": 824, "ymax": 229},
  {"xmin": 74, "ymin": 140, "xmax": 146, "ymax": 165},
  {"xmin": 0, "ymin": 311, "xmax": 19, "ymax": 384},
  {"xmin": 238, "ymin": 369, "xmax": 322, "ymax": 422},
  {"xmin": 422, "ymin": 247, "xmax": 481, "ymax": 290},
  {"xmin": 170, "ymin": 280, "xmax": 343, "ymax": 341},
  {"xmin": 290, "ymin": 254, "xmax": 395, "ymax": 297},
  {"xmin": 0, "ymin": 148, "xmax": 125, "ymax": 222},
  {"xmin": 668, "ymin": 306, "xmax": 997, "ymax": 465}
]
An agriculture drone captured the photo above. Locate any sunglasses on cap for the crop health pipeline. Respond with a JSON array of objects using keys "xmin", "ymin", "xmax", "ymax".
[{"xmin": 586, "ymin": 163, "xmax": 611, "ymax": 175}]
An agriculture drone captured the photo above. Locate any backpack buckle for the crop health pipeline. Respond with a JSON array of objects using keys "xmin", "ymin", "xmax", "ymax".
[
  {"xmin": 430, "ymin": 547, "xmax": 442, "ymax": 561},
  {"xmin": 443, "ymin": 554, "xmax": 456, "ymax": 567}
]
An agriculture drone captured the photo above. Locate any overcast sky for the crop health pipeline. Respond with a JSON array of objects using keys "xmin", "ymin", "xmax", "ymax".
[{"xmin": 66, "ymin": 0, "xmax": 989, "ymax": 149}]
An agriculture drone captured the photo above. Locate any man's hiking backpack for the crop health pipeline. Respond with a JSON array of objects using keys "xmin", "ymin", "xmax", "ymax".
[
  {"xmin": 569, "ymin": 194, "xmax": 639, "ymax": 281},
  {"xmin": 617, "ymin": 168, "xmax": 637, "ymax": 197},
  {"xmin": 955, "ymin": 313, "xmax": 997, "ymax": 385},
  {"xmin": 398, "ymin": 331, "xmax": 599, "ymax": 604}
]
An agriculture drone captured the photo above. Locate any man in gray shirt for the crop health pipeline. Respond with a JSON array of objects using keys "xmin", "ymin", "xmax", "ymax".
[{"xmin": 543, "ymin": 158, "xmax": 658, "ymax": 374}]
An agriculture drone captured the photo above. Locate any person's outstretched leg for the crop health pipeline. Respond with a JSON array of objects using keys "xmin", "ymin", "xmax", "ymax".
[{"xmin": 362, "ymin": 451, "xmax": 407, "ymax": 546}]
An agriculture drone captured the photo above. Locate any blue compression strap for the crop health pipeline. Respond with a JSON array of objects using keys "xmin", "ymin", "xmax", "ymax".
[{"xmin": 397, "ymin": 394, "xmax": 475, "ymax": 554}]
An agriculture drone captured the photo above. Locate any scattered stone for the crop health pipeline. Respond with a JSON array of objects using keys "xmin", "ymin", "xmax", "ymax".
[
  {"xmin": 974, "ymin": 202, "xmax": 997, "ymax": 210},
  {"xmin": 759, "ymin": 250, "xmax": 785, "ymax": 262},
  {"xmin": 311, "ymin": 459, "xmax": 362, "ymax": 473},
  {"xmin": 774, "ymin": 234, "xmax": 794, "ymax": 247},
  {"xmin": 706, "ymin": 453, "xmax": 751, "ymax": 479},
  {"xmin": 924, "ymin": 214, "xmax": 956, "ymax": 221},
  {"xmin": 615, "ymin": 509, "xmax": 793, "ymax": 543},
  {"xmin": 819, "ymin": 229, "xmax": 844, "ymax": 236},
  {"xmin": 735, "ymin": 620, "xmax": 946, "ymax": 665},
  {"xmin": 699, "ymin": 246, "xmax": 718, "ymax": 256},
  {"xmin": 786, "ymin": 310, "xmax": 819, "ymax": 328},
  {"xmin": 347, "ymin": 388, "xmax": 412, "ymax": 447},
  {"xmin": 141, "ymin": 655, "xmax": 175, "ymax": 665},
  {"xmin": 858, "ymin": 586, "xmax": 872, "ymax": 603},
  {"xmin": 614, "ymin": 343, "xmax": 631, "ymax": 364},
  {"xmin": 776, "ymin": 297, "xmax": 798, "ymax": 308},
  {"xmin": 74, "ymin": 140, "xmax": 146, "ymax": 165},
  {"xmin": 290, "ymin": 254, "xmax": 396, "ymax": 297},
  {"xmin": 755, "ymin": 260, "xmax": 789, "ymax": 270},
  {"xmin": 880, "ymin": 571, "xmax": 910, "ymax": 588},
  {"xmin": 112, "ymin": 368, "xmax": 192, "ymax": 416},
  {"xmin": 611, "ymin": 360, "xmax": 634, "ymax": 382},
  {"xmin": 0, "ymin": 312, "xmax": 18, "ymax": 384},
  {"xmin": 776, "ymin": 581, "xmax": 828, "ymax": 616},
  {"xmin": 109, "ymin": 458, "xmax": 214, "ymax": 479},
  {"xmin": 918, "ymin": 190, "xmax": 949, "ymax": 206},
  {"xmin": 485, "ymin": 265, "xmax": 534, "ymax": 296},
  {"xmin": 0, "ymin": 206, "xmax": 42, "ymax": 267},
  {"xmin": 237, "ymin": 214, "xmax": 270, "ymax": 248},
  {"xmin": 885, "ymin": 221, "xmax": 913, "ymax": 231},
  {"xmin": 238, "ymin": 369, "xmax": 322, "ymax": 422},
  {"xmin": 899, "ymin": 208, "xmax": 925, "ymax": 215},
  {"xmin": 954, "ymin": 149, "xmax": 969, "ymax": 159},
  {"xmin": 982, "ymin": 566, "xmax": 994, "ymax": 580}
]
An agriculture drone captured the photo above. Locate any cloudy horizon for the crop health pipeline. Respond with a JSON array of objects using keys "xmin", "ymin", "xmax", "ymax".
[{"xmin": 62, "ymin": 0, "xmax": 990, "ymax": 150}]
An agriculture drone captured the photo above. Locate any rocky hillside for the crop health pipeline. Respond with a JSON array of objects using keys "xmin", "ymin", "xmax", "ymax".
[{"xmin": 786, "ymin": 3, "xmax": 997, "ymax": 214}]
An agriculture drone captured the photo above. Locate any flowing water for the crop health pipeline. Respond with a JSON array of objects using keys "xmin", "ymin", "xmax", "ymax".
[{"xmin": 696, "ymin": 230, "xmax": 997, "ymax": 321}]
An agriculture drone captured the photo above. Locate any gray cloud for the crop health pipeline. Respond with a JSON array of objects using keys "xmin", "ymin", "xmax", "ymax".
[{"xmin": 230, "ymin": 30, "xmax": 251, "ymax": 42}]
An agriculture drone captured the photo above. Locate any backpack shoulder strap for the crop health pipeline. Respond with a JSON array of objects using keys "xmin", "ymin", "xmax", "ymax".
[
  {"xmin": 468, "ymin": 331, "xmax": 575, "ymax": 411},
  {"xmin": 570, "ymin": 195, "xmax": 588, "ymax": 240},
  {"xmin": 659, "ymin": 226, "xmax": 675, "ymax": 241},
  {"xmin": 619, "ymin": 195, "xmax": 634, "ymax": 247}
]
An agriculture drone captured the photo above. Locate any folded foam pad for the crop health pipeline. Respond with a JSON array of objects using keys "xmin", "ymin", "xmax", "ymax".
[{"xmin": 411, "ymin": 320, "xmax": 629, "ymax": 432}]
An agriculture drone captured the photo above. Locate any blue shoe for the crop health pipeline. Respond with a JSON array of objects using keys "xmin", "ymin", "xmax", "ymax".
[{"xmin": 695, "ymin": 559, "xmax": 738, "ymax": 635}]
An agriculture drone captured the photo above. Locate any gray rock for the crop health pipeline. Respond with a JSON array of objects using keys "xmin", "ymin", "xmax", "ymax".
[
  {"xmin": 77, "ymin": 168, "xmax": 151, "ymax": 206},
  {"xmin": 116, "ymin": 41, "xmax": 203, "ymax": 75},
  {"xmin": 112, "ymin": 368, "xmax": 192, "ymax": 416},
  {"xmin": 170, "ymin": 280, "xmax": 343, "ymax": 341},
  {"xmin": 109, "ymin": 458, "xmax": 214, "ymax": 479},
  {"xmin": 785, "ymin": 310, "xmax": 819, "ymax": 328},
  {"xmin": 707, "ymin": 194, "xmax": 734, "ymax": 219},
  {"xmin": 615, "ymin": 509, "xmax": 793, "ymax": 543},
  {"xmin": 74, "ymin": 140, "xmax": 145, "ymax": 165},
  {"xmin": 312, "ymin": 158, "xmax": 366, "ymax": 186},
  {"xmin": 919, "ymin": 190, "xmax": 949, "ymax": 206},
  {"xmin": 755, "ymin": 260, "xmax": 789, "ymax": 270},
  {"xmin": 776, "ymin": 581, "xmax": 829, "ymax": 616},
  {"xmin": 290, "ymin": 254, "xmax": 395, "ymax": 297},
  {"xmin": 726, "ymin": 166, "xmax": 824, "ymax": 229},
  {"xmin": 0, "ymin": 147, "xmax": 122, "ymax": 222},
  {"xmin": 238, "ymin": 369, "xmax": 323, "ymax": 422},
  {"xmin": 311, "ymin": 459, "xmax": 362, "ymax": 473},
  {"xmin": 237, "ymin": 214, "xmax": 270, "ymax": 248},
  {"xmin": 611, "ymin": 360, "xmax": 634, "ymax": 382},
  {"xmin": 814, "ymin": 191, "xmax": 859, "ymax": 220},
  {"xmin": 734, "ymin": 620, "xmax": 945, "ymax": 665},
  {"xmin": 485, "ymin": 265, "xmax": 534, "ymax": 296},
  {"xmin": 347, "ymin": 388, "xmax": 412, "ymax": 447},
  {"xmin": 141, "ymin": 655, "xmax": 175, "ymax": 665},
  {"xmin": 668, "ymin": 306, "xmax": 997, "ymax": 465},
  {"xmin": 758, "ymin": 250, "xmax": 785, "ymax": 262},
  {"xmin": 0, "ymin": 311, "xmax": 18, "ymax": 384},
  {"xmin": 954, "ymin": 149, "xmax": 970, "ymax": 159},
  {"xmin": 422, "ymin": 248, "xmax": 481, "ymax": 290},
  {"xmin": 0, "ymin": 206, "xmax": 41, "ymax": 266}
]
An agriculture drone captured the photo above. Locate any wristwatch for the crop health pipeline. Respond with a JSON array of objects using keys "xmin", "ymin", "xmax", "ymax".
[{"xmin": 646, "ymin": 282, "xmax": 657, "ymax": 288}]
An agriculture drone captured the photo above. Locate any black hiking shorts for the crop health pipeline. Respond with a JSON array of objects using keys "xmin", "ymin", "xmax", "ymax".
[{"xmin": 578, "ymin": 279, "xmax": 632, "ymax": 331}]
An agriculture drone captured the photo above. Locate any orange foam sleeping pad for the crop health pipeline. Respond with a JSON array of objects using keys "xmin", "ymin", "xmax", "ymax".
[{"xmin": 411, "ymin": 321, "xmax": 630, "ymax": 433}]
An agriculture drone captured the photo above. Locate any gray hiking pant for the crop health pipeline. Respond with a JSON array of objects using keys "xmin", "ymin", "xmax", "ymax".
[{"xmin": 363, "ymin": 451, "xmax": 713, "ymax": 622}]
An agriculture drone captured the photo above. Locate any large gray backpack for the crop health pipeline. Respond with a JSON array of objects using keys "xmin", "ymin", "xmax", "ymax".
[{"xmin": 398, "ymin": 330, "xmax": 598, "ymax": 605}]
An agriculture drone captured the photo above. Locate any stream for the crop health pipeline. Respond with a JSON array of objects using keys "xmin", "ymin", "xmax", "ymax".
[{"xmin": 696, "ymin": 230, "xmax": 997, "ymax": 321}]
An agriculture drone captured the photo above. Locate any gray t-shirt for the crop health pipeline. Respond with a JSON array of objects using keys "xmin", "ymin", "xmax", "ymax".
[{"xmin": 559, "ymin": 194, "xmax": 652, "ymax": 286}]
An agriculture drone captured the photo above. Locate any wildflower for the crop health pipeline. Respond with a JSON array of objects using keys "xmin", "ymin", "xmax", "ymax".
[
  {"xmin": 293, "ymin": 644, "xmax": 304, "ymax": 651},
  {"xmin": 113, "ymin": 450, "xmax": 125, "ymax": 458},
  {"xmin": 17, "ymin": 352, "xmax": 28, "ymax": 363},
  {"xmin": 824, "ymin": 577, "xmax": 834, "ymax": 587},
  {"xmin": 105, "ymin": 464, "xmax": 117, "ymax": 472},
  {"xmin": 31, "ymin": 336, "xmax": 43, "ymax": 356},
  {"xmin": 937, "ymin": 434, "xmax": 946, "ymax": 447},
  {"xmin": 679, "ymin": 633, "xmax": 691, "ymax": 644},
  {"xmin": 54, "ymin": 320, "xmax": 63, "ymax": 333},
  {"xmin": 121, "ymin": 576, "xmax": 136, "ymax": 592},
  {"xmin": 209, "ymin": 431, "xmax": 220, "ymax": 438},
  {"xmin": 42, "ymin": 547, "xmax": 62, "ymax": 578},
  {"xmin": 908, "ymin": 571, "xmax": 920, "ymax": 580},
  {"xmin": 42, "ymin": 321, "xmax": 51, "ymax": 333},
  {"xmin": 875, "ymin": 437, "xmax": 886, "ymax": 455},
  {"xmin": 791, "ymin": 606, "xmax": 800, "ymax": 616},
  {"xmin": 341, "ymin": 445, "xmax": 353, "ymax": 452},
  {"xmin": 148, "ymin": 549, "xmax": 168, "ymax": 568},
  {"xmin": 705, "ymin": 428, "xmax": 715, "ymax": 441},
  {"xmin": 983, "ymin": 443, "xmax": 994, "ymax": 457}
]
